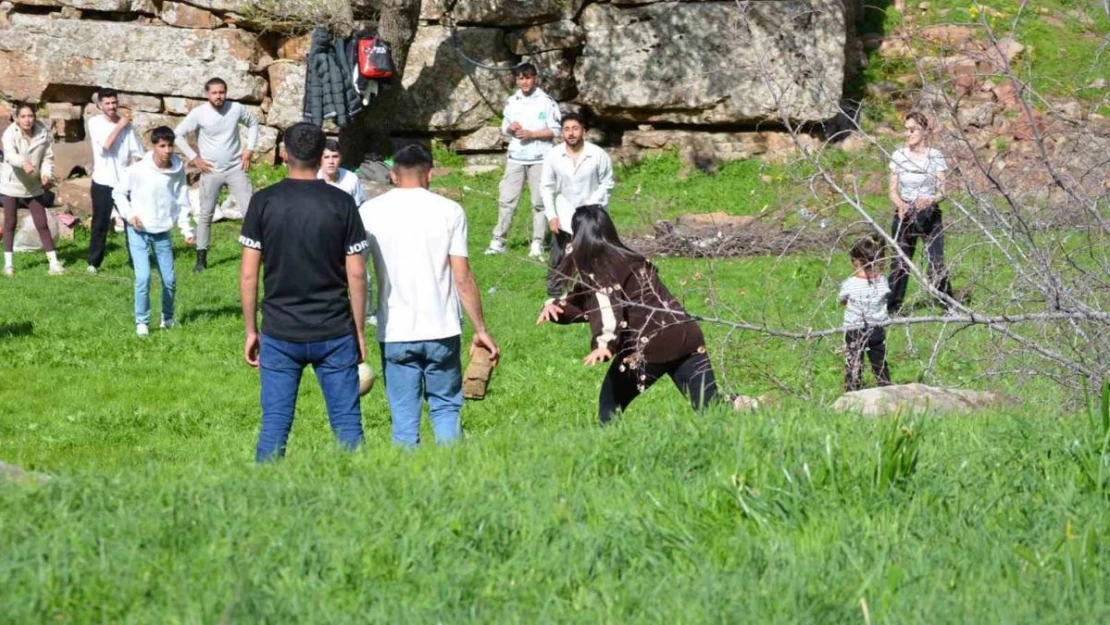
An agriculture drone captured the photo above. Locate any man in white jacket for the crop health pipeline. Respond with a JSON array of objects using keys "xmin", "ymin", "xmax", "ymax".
[
  {"xmin": 483, "ymin": 63, "xmax": 562, "ymax": 259},
  {"xmin": 113, "ymin": 127, "xmax": 194, "ymax": 337}
]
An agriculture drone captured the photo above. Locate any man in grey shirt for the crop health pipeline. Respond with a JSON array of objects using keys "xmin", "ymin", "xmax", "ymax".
[{"xmin": 174, "ymin": 76, "xmax": 259, "ymax": 273}]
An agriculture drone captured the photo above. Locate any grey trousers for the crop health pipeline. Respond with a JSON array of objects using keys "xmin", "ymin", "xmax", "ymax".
[
  {"xmin": 197, "ymin": 167, "xmax": 253, "ymax": 251},
  {"xmin": 492, "ymin": 161, "xmax": 546, "ymax": 244}
]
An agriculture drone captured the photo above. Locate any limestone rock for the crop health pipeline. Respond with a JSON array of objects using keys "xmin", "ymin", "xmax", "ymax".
[
  {"xmin": 525, "ymin": 49, "xmax": 577, "ymax": 102},
  {"xmin": 117, "ymin": 93, "xmax": 163, "ymax": 113},
  {"xmin": 623, "ymin": 129, "xmax": 769, "ymax": 163},
  {"xmin": 0, "ymin": 15, "xmax": 266, "ymax": 103},
  {"xmin": 832, "ymin": 383, "xmax": 1011, "ymax": 416},
  {"xmin": 160, "ymin": 1, "xmax": 221, "ymax": 28},
  {"xmin": 247, "ymin": 125, "xmax": 279, "ymax": 160},
  {"xmin": 277, "ymin": 34, "xmax": 311, "ymax": 62},
  {"xmin": 957, "ymin": 100, "xmax": 993, "ymax": 128},
  {"xmin": 506, "ymin": 20, "xmax": 584, "ymax": 55},
  {"xmin": 52, "ymin": 138, "xmax": 93, "ymax": 179},
  {"xmin": 46, "ymin": 102, "xmax": 82, "ymax": 120},
  {"xmin": 451, "ymin": 126, "xmax": 505, "ymax": 152},
  {"xmin": 265, "ymin": 61, "xmax": 306, "ymax": 130},
  {"xmin": 419, "ymin": 0, "xmax": 585, "ymax": 26},
  {"xmin": 385, "ymin": 25, "xmax": 515, "ymax": 133},
  {"xmin": 56, "ymin": 176, "xmax": 93, "ymax": 216},
  {"xmin": 576, "ymin": 1, "xmax": 847, "ymax": 124}
]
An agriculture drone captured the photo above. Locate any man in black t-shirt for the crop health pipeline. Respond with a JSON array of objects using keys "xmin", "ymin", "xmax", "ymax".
[{"xmin": 239, "ymin": 122, "xmax": 370, "ymax": 462}]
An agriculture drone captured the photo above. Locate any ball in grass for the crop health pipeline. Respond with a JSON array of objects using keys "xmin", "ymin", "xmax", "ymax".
[{"xmin": 358, "ymin": 363, "xmax": 375, "ymax": 396}]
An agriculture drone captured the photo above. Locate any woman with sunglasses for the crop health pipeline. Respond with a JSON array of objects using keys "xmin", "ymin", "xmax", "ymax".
[{"xmin": 886, "ymin": 111, "xmax": 954, "ymax": 314}]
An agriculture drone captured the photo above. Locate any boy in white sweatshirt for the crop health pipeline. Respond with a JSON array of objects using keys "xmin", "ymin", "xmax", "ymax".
[{"xmin": 113, "ymin": 127, "xmax": 194, "ymax": 337}]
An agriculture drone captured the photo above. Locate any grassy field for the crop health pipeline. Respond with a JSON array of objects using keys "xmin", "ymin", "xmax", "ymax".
[{"xmin": 2, "ymin": 157, "xmax": 1109, "ymax": 623}]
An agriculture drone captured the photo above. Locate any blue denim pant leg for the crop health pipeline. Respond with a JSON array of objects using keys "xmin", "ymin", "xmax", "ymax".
[
  {"xmin": 127, "ymin": 225, "xmax": 152, "ymax": 325},
  {"xmin": 309, "ymin": 334, "xmax": 364, "ymax": 451},
  {"xmin": 381, "ymin": 341, "xmax": 426, "ymax": 448},
  {"xmin": 381, "ymin": 337, "xmax": 463, "ymax": 447},
  {"xmin": 150, "ymin": 231, "xmax": 176, "ymax": 322},
  {"xmin": 257, "ymin": 335, "xmax": 306, "ymax": 462},
  {"xmin": 423, "ymin": 336, "xmax": 463, "ymax": 445}
]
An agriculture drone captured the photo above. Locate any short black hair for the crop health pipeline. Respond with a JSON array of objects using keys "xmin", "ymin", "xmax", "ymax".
[
  {"xmin": 849, "ymin": 235, "xmax": 886, "ymax": 270},
  {"xmin": 150, "ymin": 126, "xmax": 175, "ymax": 145},
  {"xmin": 512, "ymin": 63, "xmax": 537, "ymax": 77},
  {"xmin": 324, "ymin": 138, "xmax": 341, "ymax": 154},
  {"xmin": 205, "ymin": 77, "xmax": 227, "ymax": 92},
  {"xmin": 392, "ymin": 144, "xmax": 433, "ymax": 174},
  {"xmin": 97, "ymin": 88, "xmax": 119, "ymax": 102},
  {"xmin": 561, "ymin": 112, "xmax": 587, "ymax": 130},
  {"xmin": 284, "ymin": 122, "xmax": 326, "ymax": 168}
]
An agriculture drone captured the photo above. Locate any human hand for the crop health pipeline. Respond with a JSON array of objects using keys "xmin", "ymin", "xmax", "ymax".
[
  {"xmin": 185, "ymin": 236, "xmax": 196, "ymax": 246},
  {"xmin": 471, "ymin": 331, "xmax": 499, "ymax": 364},
  {"xmin": 116, "ymin": 113, "xmax": 131, "ymax": 127},
  {"xmin": 583, "ymin": 347, "xmax": 612, "ymax": 367},
  {"xmin": 240, "ymin": 150, "xmax": 252, "ymax": 172},
  {"xmin": 129, "ymin": 216, "xmax": 144, "ymax": 231},
  {"xmin": 896, "ymin": 202, "xmax": 908, "ymax": 220},
  {"xmin": 549, "ymin": 217, "xmax": 561, "ymax": 234},
  {"xmin": 514, "ymin": 128, "xmax": 531, "ymax": 140},
  {"xmin": 40, "ymin": 174, "xmax": 50, "ymax": 187},
  {"xmin": 536, "ymin": 302, "xmax": 564, "ymax": 324},
  {"xmin": 507, "ymin": 121, "xmax": 522, "ymax": 133},
  {"xmin": 22, "ymin": 162, "xmax": 35, "ymax": 175},
  {"xmin": 192, "ymin": 157, "xmax": 214, "ymax": 174},
  {"xmin": 244, "ymin": 332, "xmax": 260, "ymax": 368}
]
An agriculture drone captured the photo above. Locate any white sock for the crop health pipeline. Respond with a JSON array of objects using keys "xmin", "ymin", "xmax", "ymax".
[
  {"xmin": 3, "ymin": 252, "xmax": 11, "ymax": 267},
  {"xmin": 46, "ymin": 251, "xmax": 59, "ymax": 265}
]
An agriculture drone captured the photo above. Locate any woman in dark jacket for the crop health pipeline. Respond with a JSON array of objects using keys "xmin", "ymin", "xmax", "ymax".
[{"xmin": 536, "ymin": 205, "xmax": 720, "ymax": 424}]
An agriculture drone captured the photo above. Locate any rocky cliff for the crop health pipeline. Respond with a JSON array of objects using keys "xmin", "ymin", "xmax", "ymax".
[{"xmin": 0, "ymin": 0, "xmax": 860, "ymax": 178}]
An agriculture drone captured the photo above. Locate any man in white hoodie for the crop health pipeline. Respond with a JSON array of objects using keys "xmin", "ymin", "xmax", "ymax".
[
  {"xmin": 113, "ymin": 127, "xmax": 194, "ymax": 337},
  {"xmin": 483, "ymin": 63, "xmax": 562, "ymax": 259}
]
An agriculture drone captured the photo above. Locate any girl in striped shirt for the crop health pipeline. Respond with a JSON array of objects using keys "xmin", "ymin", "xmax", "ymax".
[{"xmin": 838, "ymin": 235, "xmax": 892, "ymax": 391}]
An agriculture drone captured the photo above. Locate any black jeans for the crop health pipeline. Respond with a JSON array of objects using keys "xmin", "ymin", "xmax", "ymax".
[
  {"xmin": 844, "ymin": 327, "xmax": 890, "ymax": 392},
  {"xmin": 598, "ymin": 351, "xmax": 718, "ymax": 424},
  {"xmin": 546, "ymin": 230, "xmax": 573, "ymax": 297},
  {"xmin": 888, "ymin": 207, "xmax": 953, "ymax": 313},
  {"xmin": 87, "ymin": 181, "xmax": 132, "ymax": 268}
]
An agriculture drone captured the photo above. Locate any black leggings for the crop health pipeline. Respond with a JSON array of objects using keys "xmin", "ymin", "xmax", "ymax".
[
  {"xmin": 2, "ymin": 194, "xmax": 54, "ymax": 253},
  {"xmin": 598, "ymin": 351, "xmax": 718, "ymax": 424},
  {"xmin": 845, "ymin": 327, "xmax": 891, "ymax": 392}
]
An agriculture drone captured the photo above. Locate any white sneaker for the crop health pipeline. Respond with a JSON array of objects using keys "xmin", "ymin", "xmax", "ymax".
[
  {"xmin": 3, "ymin": 266, "xmax": 12, "ymax": 277},
  {"xmin": 136, "ymin": 323, "xmax": 150, "ymax": 337},
  {"xmin": 483, "ymin": 240, "xmax": 505, "ymax": 255},
  {"xmin": 528, "ymin": 240, "xmax": 544, "ymax": 259},
  {"xmin": 86, "ymin": 265, "xmax": 98, "ymax": 275},
  {"xmin": 48, "ymin": 263, "xmax": 65, "ymax": 276},
  {"xmin": 160, "ymin": 318, "xmax": 175, "ymax": 330}
]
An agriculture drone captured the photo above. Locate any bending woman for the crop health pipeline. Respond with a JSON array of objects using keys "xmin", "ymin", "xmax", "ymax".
[
  {"xmin": 887, "ymin": 111, "xmax": 952, "ymax": 314},
  {"xmin": 536, "ymin": 205, "xmax": 720, "ymax": 424},
  {"xmin": 2, "ymin": 103, "xmax": 62, "ymax": 276}
]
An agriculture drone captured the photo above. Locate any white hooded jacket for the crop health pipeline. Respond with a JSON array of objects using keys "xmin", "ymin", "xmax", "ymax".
[{"xmin": 112, "ymin": 152, "xmax": 193, "ymax": 237}]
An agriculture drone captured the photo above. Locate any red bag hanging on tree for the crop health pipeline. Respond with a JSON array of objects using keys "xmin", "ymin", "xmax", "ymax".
[{"xmin": 358, "ymin": 36, "xmax": 395, "ymax": 79}]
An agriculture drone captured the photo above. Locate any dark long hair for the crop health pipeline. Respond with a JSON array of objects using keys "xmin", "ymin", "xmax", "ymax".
[{"xmin": 556, "ymin": 205, "xmax": 645, "ymax": 290}]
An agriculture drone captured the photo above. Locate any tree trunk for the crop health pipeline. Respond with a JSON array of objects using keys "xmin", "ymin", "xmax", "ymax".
[{"xmin": 341, "ymin": 0, "xmax": 423, "ymax": 170}]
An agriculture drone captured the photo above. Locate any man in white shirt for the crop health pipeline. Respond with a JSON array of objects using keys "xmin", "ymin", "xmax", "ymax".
[
  {"xmin": 360, "ymin": 145, "xmax": 499, "ymax": 448},
  {"xmin": 86, "ymin": 88, "xmax": 145, "ymax": 274},
  {"xmin": 540, "ymin": 112, "xmax": 615, "ymax": 297},
  {"xmin": 318, "ymin": 139, "xmax": 366, "ymax": 204},
  {"xmin": 484, "ymin": 63, "xmax": 562, "ymax": 259},
  {"xmin": 174, "ymin": 76, "xmax": 259, "ymax": 273}
]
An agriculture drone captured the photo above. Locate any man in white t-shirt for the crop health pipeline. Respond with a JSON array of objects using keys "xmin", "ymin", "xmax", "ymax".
[
  {"xmin": 360, "ymin": 145, "xmax": 499, "ymax": 447},
  {"xmin": 86, "ymin": 88, "xmax": 145, "ymax": 274},
  {"xmin": 318, "ymin": 139, "xmax": 366, "ymax": 204}
]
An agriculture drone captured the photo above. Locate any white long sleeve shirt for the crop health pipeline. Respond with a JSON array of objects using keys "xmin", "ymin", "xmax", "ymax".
[
  {"xmin": 173, "ymin": 102, "xmax": 259, "ymax": 173},
  {"xmin": 540, "ymin": 142, "xmax": 615, "ymax": 234},
  {"xmin": 112, "ymin": 153, "xmax": 193, "ymax": 237},
  {"xmin": 501, "ymin": 88, "xmax": 562, "ymax": 163}
]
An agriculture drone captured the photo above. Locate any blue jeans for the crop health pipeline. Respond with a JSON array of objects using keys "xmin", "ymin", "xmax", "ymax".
[
  {"xmin": 126, "ymin": 226, "xmax": 175, "ymax": 325},
  {"xmin": 380, "ymin": 336, "xmax": 464, "ymax": 447},
  {"xmin": 256, "ymin": 333, "xmax": 364, "ymax": 462}
]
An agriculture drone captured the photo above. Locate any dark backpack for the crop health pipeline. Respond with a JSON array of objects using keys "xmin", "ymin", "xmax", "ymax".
[{"xmin": 357, "ymin": 36, "xmax": 395, "ymax": 79}]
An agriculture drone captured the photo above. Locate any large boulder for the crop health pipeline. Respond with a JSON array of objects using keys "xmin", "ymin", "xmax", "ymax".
[
  {"xmin": 0, "ymin": 15, "xmax": 266, "ymax": 103},
  {"xmin": 506, "ymin": 20, "xmax": 584, "ymax": 55},
  {"xmin": 266, "ymin": 61, "xmax": 306, "ymax": 130},
  {"xmin": 576, "ymin": 1, "xmax": 848, "ymax": 124},
  {"xmin": 8, "ymin": 1, "xmax": 154, "ymax": 10},
  {"xmin": 385, "ymin": 25, "xmax": 515, "ymax": 133},
  {"xmin": 832, "ymin": 384, "xmax": 1012, "ymax": 417}
]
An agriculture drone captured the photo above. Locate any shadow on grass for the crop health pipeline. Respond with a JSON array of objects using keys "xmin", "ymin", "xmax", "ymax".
[
  {"xmin": 0, "ymin": 321, "xmax": 34, "ymax": 339},
  {"xmin": 180, "ymin": 305, "xmax": 241, "ymax": 324}
]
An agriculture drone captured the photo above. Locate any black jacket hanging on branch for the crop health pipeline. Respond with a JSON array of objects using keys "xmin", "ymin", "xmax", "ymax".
[{"xmin": 303, "ymin": 26, "xmax": 362, "ymax": 127}]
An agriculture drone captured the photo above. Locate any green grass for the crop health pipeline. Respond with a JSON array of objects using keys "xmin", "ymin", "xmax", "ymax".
[{"xmin": 2, "ymin": 161, "xmax": 1109, "ymax": 622}]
